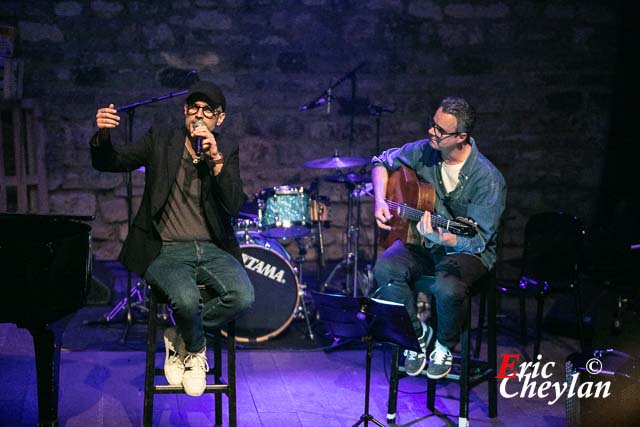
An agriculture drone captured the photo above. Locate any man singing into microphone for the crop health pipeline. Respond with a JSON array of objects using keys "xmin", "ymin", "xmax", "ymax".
[
  {"xmin": 90, "ymin": 81, "xmax": 254, "ymax": 396},
  {"xmin": 371, "ymin": 96, "xmax": 506, "ymax": 378}
]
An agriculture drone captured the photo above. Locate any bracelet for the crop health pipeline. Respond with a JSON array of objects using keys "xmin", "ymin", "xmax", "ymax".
[{"xmin": 211, "ymin": 153, "xmax": 224, "ymax": 165}]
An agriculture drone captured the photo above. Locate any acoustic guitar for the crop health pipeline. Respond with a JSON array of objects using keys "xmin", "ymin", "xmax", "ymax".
[{"xmin": 375, "ymin": 166, "xmax": 477, "ymax": 249}]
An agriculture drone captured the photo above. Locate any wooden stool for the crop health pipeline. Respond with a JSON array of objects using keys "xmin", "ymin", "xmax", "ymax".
[
  {"xmin": 386, "ymin": 270, "xmax": 498, "ymax": 427},
  {"xmin": 143, "ymin": 286, "xmax": 236, "ymax": 427}
]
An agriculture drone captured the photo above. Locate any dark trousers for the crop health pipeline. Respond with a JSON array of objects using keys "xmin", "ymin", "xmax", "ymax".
[
  {"xmin": 372, "ymin": 240, "xmax": 487, "ymax": 349},
  {"xmin": 143, "ymin": 241, "xmax": 254, "ymax": 353}
]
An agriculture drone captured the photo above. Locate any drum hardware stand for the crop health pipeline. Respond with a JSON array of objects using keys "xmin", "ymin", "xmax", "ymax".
[
  {"xmin": 100, "ymin": 280, "xmax": 146, "ymax": 323},
  {"xmin": 84, "ymin": 280, "xmax": 174, "ymax": 327},
  {"xmin": 323, "ymin": 181, "xmax": 367, "ymax": 298},
  {"xmin": 309, "ymin": 178, "xmax": 327, "ymax": 282},
  {"xmin": 294, "ymin": 237, "xmax": 316, "ymax": 340},
  {"xmin": 322, "ymin": 182, "xmax": 371, "ymax": 353},
  {"xmin": 316, "ymin": 208, "xmax": 326, "ymax": 279}
]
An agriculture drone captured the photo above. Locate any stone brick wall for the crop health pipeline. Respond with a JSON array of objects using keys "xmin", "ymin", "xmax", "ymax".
[{"xmin": 1, "ymin": 1, "xmax": 627, "ymax": 271}]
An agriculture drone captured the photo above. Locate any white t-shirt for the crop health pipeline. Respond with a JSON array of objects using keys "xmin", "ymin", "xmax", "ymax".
[{"xmin": 441, "ymin": 161, "xmax": 465, "ymax": 194}]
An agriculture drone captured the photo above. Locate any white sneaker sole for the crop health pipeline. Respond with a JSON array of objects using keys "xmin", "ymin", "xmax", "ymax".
[
  {"xmin": 426, "ymin": 365, "xmax": 452, "ymax": 380},
  {"xmin": 182, "ymin": 374, "xmax": 206, "ymax": 396}
]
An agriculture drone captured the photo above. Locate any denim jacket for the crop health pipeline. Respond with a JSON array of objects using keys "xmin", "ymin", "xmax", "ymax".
[{"xmin": 372, "ymin": 137, "xmax": 507, "ymax": 269}]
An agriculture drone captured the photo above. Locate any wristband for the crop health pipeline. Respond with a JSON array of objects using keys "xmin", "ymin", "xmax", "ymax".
[{"xmin": 211, "ymin": 153, "xmax": 224, "ymax": 165}]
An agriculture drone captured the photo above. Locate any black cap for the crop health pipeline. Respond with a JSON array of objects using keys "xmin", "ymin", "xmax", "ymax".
[{"xmin": 186, "ymin": 81, "xmax": 226, "ymax": 112}]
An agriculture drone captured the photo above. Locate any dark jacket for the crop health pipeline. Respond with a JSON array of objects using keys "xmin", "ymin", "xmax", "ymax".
[{"xmin": 90, "ymin": 125, "xmax": 244, "ymax": 276}]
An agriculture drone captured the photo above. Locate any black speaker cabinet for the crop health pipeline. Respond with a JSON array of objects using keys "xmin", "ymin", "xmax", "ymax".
[{"xmin": 566, "ymin": 350, "xmax": 640, "ymax": 426}]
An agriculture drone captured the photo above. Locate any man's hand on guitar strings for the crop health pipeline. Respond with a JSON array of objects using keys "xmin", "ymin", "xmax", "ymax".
[
  {"xmin": 374, "ymin": 199, "xmax": 393, "ymax": 231},
  {"xmin": 418, "ymin": 211, "xmax": 457, "ymax": 246}
]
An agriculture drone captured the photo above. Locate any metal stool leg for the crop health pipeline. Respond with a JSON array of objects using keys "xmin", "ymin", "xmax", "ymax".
[
  {"xmin": 474, "ymin": 291, "xmax": 486, "ymax": 358},
  {"xmin": 459, "ymin": 297, "xmax": 471, "ymax": 427},
  {"xmin": 488, "ymin": 282, "xmax": 498, "ymax": 418},
  {"xmin": 227, "ymin": 321, "xmax": 237, "ymax": 427},
  {"xmin": 386, "ymin": 346, "xmax": 400, "ymax": 423},
  {"xmin": 143, "ymin": 289, "xmax": 237, "ymax": 426},
  {"xmin": 213, "ymin": 329, "xmax": 223, "ymax": 427},
  {"xmin": 143, "ymin": 290, "xmax": 158, "ymax": 427},
  {"xmin": 534, "ymin": 295, "xmax": 545, "ymax": 358}
]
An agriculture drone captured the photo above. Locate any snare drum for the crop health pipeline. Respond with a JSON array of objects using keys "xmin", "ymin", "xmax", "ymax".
[
  {"xmin": 234, "ymin": 217, "xmax": 261, "ymax": 244},
  {"xmin": 233, "ymin": 232, "xmax": 299, "ymax": 342},
  {"xmin": 258, "ymin": 185, "xmax": 311, "ymax": 239}
]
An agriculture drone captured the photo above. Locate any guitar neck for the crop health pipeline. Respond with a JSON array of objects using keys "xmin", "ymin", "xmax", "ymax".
[{"xmin": 385, "ymin": 199, "xmax": 451, "ymax": 229}]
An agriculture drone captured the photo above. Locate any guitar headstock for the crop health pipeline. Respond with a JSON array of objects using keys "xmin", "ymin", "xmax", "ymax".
[{"xmin": 452, "ymin": 216, "xmax": 478, "ymax": 237}]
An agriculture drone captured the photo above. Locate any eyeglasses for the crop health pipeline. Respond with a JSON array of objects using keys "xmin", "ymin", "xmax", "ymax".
[
  {"xmin": 428, "ymin": 119, "xmax": 461, "ymax": 139},
  {"xmin": 186, "ymin": 104, "xmax": 221, "ymax": 119}
]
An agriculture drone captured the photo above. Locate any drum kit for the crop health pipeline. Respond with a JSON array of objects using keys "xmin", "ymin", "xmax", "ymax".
[{"xmin": 232, "ymin": 152, "xmax": 373, "ymax": 343}]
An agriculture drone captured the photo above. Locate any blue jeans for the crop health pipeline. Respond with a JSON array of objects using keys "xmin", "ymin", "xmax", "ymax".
[
  {"xmin": 372, "ymin": 240, "xmax": 486, "ymax": 349},
  {"xmin": 143, "ymin": 241, "xmax": 254, "ymax": 353}
]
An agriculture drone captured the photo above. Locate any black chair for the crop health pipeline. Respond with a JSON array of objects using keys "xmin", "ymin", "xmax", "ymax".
[
  {"xmin": 386, "ymin": 270, "xmax": 498, "ymax": 427},
  {"xmin": 143, "ymin": 286, "xmax": 237, "ymax": 427},
  {"xmin": 499, "ymin": 211, "xmax": 586, "ymax": 358}
]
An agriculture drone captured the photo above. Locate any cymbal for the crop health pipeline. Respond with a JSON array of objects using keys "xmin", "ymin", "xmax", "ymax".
[
  {"xmin": 301, "ymin": 155, "xmax": 369, "ymax": 169},
  {"xmin": 323, "ymin": 172, "xmax": 371, "ymax": 184}
]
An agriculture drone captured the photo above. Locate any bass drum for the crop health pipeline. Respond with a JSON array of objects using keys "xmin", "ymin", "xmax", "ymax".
[{"xmin": 234, "ymin": 231, "xmax": 299, "ymax": 342}]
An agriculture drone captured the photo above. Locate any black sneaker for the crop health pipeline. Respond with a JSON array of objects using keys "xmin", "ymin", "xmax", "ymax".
[
  {"xmin": 403, "ymin": 323, "xmax": 433, "ymax": 376},
  {"xmin": 427, "ymin": 345, "xmax": 453, "ymax": 379}
]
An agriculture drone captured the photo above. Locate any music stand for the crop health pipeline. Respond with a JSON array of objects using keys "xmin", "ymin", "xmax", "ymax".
[{"xmin": 311, "ymin": 291, "xmax": 420, "ymax": 427}]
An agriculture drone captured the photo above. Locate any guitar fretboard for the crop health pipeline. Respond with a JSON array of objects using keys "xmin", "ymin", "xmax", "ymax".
[{"xmin": 386, "ymin": 199, "xmax": 454, "ymax": 230}]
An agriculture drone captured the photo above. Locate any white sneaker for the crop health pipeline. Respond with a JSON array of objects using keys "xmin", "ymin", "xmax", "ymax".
[
  {"xmin": 182, "ymin": 347, "xmax": 209, "ymax": 396},
  {"xmin": 163, "ymin": 326, "xmax": 185, "ymax": 386}
]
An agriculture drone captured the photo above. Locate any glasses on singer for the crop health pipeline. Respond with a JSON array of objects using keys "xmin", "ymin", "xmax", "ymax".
[
  {"xmin": 428, "ymin": 119, "xmax": 460, "ymax": 139},
  {"xmin": 187, "ymin": 104, "xmax": 221, "ymax": 119}
]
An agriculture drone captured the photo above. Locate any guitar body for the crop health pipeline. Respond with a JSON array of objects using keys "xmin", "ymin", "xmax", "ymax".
[{"xmin": 380, "ymin": 166, "xmax": 436, "ymax": 249}]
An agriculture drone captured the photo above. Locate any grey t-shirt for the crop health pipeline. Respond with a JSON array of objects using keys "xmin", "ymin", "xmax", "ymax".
[{"xmin": 157, "ymin": 146, "xmax": 211, "ymax": 242}]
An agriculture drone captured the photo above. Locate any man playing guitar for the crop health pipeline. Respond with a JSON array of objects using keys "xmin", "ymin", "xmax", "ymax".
[{"xmin": 371, "ymin": 96, "xmax": 506, "ymax": 378}]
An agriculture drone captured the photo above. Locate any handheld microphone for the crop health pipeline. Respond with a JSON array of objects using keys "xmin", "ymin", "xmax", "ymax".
[{"xmin": 193, "ymin": 119, "xmax": 205, "ymax": 163}]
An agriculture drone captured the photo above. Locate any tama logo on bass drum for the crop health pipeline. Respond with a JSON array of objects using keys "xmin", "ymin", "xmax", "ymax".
[{"xmin": 242, "ymin": 253, "xmax": 287, "ymax": 284}]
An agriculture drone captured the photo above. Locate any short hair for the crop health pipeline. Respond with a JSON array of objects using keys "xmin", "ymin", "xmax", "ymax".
[{"xmin": 439, "ymin": 97, "xmax": 476, "ymax": 135}]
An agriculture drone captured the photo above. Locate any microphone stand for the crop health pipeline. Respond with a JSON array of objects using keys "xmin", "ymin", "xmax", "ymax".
[
  {"xmin": 87, "ymin": 88, "xmax": 189, "ymax": 345},
  {"xmin": 298, "ymin": 62, "xmax": 366, "ymax": 290},
  {"xmin": 368, "ymin": 104, "xmax": 395, "ymax": 265},
  {"xmin": 299, "ymin": 62, "xmax": 365, "ymax": 156},
  {"xmin": 348, "ymin": 66, "xmax": 358, "ymax": 156},
  {"xmin": 117, "ymin": 89, "xmax": 189, "ymax": 112}
]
